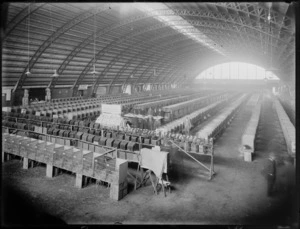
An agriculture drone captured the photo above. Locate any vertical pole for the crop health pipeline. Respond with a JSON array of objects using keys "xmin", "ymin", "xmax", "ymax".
[
  {"xmin": 139, "ymin": 136, "xmax": 142, "ymax": 150},
  {"xmin": 46, "ymin": 164, "xmax": 54, "ymax": 177},
  {"xmin": 75, "ymin": 174, "xmax": 83, "ymax": 188},
  {"xmin": 23, "ymin": 158, "xmax": 29, "ymax": 169},
  {"xmin": 2, "ymin": 145, "xmax": 4, "ymax": 163}
]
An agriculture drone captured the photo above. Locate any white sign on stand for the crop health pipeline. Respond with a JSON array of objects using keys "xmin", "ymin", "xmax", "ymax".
[
  {"xmin": 95, "ymin": 103, "xmax": 124, "ymax": 129},
  {"xmin": 78, "ymin": 85, "xmax": 88, "ymax": 90},
  {"xmin": 101, "ymin": 104, "xmax": 122, "ymax": 115}
]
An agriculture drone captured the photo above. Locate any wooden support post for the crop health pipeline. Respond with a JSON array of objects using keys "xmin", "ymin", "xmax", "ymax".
[
  {"xmin": 2, "ymin": 141, "xmax": 5, "ymax": 163},
  {"xmin": 54, "ymin": 167, "xmax": 60, "ymax": 176},
  {"xmin": 46, "ymin": 164, "xmax": 54, "ymax": 178},
  {"xmin": 23, "ymin": 158, "xmax": 29, "ymax": 169},
  {"xmin": 83, "ymin": 176, "xmax": 89, "ymax": 187},
  {"xmin": 30, "ymin": 160, "xmax": 34, "ymax": 168},
  {"xmin": 4, "ymin": 153, "xmax": 9, "ymax": 162},
  {"xmin": 139, "ymin": 136, "xmax": 142, "ymax": 150},
  {"xmin": 75, "ymin": 174, "xmax": 83, "ymax": 188},
  {"xmin": 110, "ymin": 180, "xmax": 128, "ymax": 201}
]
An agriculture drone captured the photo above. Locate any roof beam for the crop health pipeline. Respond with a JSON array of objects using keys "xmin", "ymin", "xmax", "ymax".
[
  {"xmin": 61, "ymin": 6, "xmax": 293, "ymax": 88},
  {"xmin": 4, "ymin": 3, "xmax": 46, "ymax": 40},
  {"xmin": 13, "ymin": 3, "xmax": 113, "ymax": 92}
]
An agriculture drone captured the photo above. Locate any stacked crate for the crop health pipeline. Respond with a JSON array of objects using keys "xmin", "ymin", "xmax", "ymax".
[
  {"xmin": 53, "ymin": 145, "xmax": 73, "ymax": 168},
  {"xmin": 73, "ymin": 148, "xmax": 84, "ymax": 174},
  {"xmin": 44, "ymin": 143, "xmax": 64, "ymax": 165},
  {"xmin": 28, "ymin": 140, "xmax": 44, "ymax": 161},
  {"xmin": 82, "ymin": 151, "xmax": 94, "ymax": 177},
  {"xmin": 19, "ymin": 138, "xmax": 38, "ymax": 158},
  {"xmin": 35, "ymin": 140, "xmax": 47, "ymax": 163},
  {"xmin": 11, "ymin": 135, "xmax": 25, "ymax": 156},
  {"xmin": 94, "ymin": 154, "xmax": 114, "ymax": 181},
  {"xmin": 109, "ymin": 158, "xmax": 128, "ymax": 200}
]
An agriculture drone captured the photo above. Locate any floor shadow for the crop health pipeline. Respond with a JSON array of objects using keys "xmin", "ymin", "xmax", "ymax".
[{"xmin": 2, "ymin": 183, "xmax": 66, "ymax": 226}]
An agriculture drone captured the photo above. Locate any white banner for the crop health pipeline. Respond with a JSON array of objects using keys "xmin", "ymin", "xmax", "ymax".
[
  {"xmin": 78, "ymin": 85, "xmax": 88, "ymax": 90},
  {"xmin": 101, "ymin": 104, "xmax": 122, "ymax": 115}
]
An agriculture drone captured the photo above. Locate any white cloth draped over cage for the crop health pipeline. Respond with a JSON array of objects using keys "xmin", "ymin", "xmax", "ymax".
[
  {"xmin": 95, "ymin": 103, "xmax": 125, "ymax": 129},
  {"xmin": 95, "ymin": 113, "xmax": 125, "ymax": 129},
  {"xmin": 124, "ymin": 113, "xmax": 163, "ymax": 120},
  {"xmin": 139, "ymin": 147, "xmax": 168, "ymax": 177}
]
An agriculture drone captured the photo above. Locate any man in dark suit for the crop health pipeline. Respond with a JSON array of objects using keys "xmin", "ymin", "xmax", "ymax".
[{"xmin": 266, "ymin": 153, "xmax": 277, "ymax": 197}]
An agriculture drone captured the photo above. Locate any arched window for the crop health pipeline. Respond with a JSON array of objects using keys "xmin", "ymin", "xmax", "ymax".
[{"xmin": 196, "ymin": 62, "xmax": 280, "ymax": 81}]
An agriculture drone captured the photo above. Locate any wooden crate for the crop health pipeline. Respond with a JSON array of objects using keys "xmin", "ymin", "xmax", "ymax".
[
  {"xmin": 61, "ymin": 146, "xmax": 75, "ymax": 171},
  {"xmin": 20, "ymin": 138, "xmax": 38, "ymax": 158},
  {"xmin": 88, "ymin": 143, "xmax": 95, "ymax": 152},
  {"xmin": 73, "ymin": 149, "xmax": 83, "ymax": 174},
  {"xmin": 3, "ymin": 134, "xmax": 14, "ymax": 154},
  {"xmin": 82, "ymin": 151, "xmax": 94, "ymax": 177},
  {"xmin": 93, "ymin": 154, "xmax": 107, "ymax": 179},
  {"xmin": 82, "ymin": 142, "xmax": 90, "ymax": 150},
  {"xmin": 94, "ymin": 145, "xmax": 107, "ymax": 154},
  {"xmin": 110, "ymin": 180, "xmax": 128, "ymax": 201},
  {"xmin": 35, "ymin": 141, "xmax": 47, "ymax": 163},
  {"xmin": 109, "ymin": 158, "xmax": 128, "ymax": 200},
  {"xmin": 11, "ymin": 135, "xmax": 25, "ymax": 156},
  {"xmin": 53, "ymin": 145, "xmax": 72, "ymax": 168},
  {"xmin": 44, "ymin": 143, "xmax": 63, "ymax": 165},
  {"xmin": 28, "ymin": 140, "xmax": 44, "ymax": 160},
  {"xmin": 118, "ymin": 151, "xmax": 126, "ymax": 160}
]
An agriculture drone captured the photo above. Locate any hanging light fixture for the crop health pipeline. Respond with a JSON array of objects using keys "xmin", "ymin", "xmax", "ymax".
[
  {"xmin": 50, "ymin": 4, "xmax": 59, "ymax": 77},
  {"xmin": 90, "ymin": 11, "xmax": 99, "ymax": 75},
  {"xmin": 52, "ymin": 69, "xmax": 59, "ymax": 77},
  {"xmin": 153, "ymin": 29, "xmax": 157, "ymax": 77},
  {"xmin": 25, "ymin": 3, "xmax": 31, "ymax": 76},
  {"xmin": 266, "ymin": 5, "xmax": 278, "ymax": 73}
]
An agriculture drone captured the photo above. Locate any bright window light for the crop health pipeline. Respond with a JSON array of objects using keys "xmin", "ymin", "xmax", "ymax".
[
  {"xmin": 196, "ymin": 62, "xmax": 280, "ymax": 80},
  {"xmin": 133, "ymin": 3, "xmax": 226, "ymax": 56}
]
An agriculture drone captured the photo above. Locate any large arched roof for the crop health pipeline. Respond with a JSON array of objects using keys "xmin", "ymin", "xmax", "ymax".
[{"xmin": 1, "ymin": 2, "xmax": 296, "ymax": 91}]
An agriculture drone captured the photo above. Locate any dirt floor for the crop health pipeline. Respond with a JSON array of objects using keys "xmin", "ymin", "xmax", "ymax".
[{"xmin": 1, "ymin": 94, "xmax": 297, "ymax": 227}]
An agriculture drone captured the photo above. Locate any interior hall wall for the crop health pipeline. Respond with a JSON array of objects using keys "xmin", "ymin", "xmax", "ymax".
[
  {"xmin": 2, "ymin": 88, "xmax": 11, "ymax": 106},
  {"xmin": 96, "ymin": 86, "xmax": 107, "ymax": 96},
  {"xmin": 110, "ymin": 86, "xmax": 121, "ymax": 94},
  {"xmin": 82, "ymin": 86, "xmax": 92, "ymax": 98},
  {"xmin": 12, "ymin": 89, "xmax": 24, "ymax": 106},
  {"xmin": 51, "ymin": 88, "xmax": 73, "ymax": 99}
]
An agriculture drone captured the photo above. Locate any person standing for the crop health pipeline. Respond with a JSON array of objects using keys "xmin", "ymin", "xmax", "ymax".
[
  {"xmin": 266, "ymin": 153, "xmax": 277, "ymax": 197},
  {"xmin": 147, "ymin": 107, "xmax": 154, "ymax": 130},
  {"xmin": 153, "ymin": 116, "xmax": 162, "ymax": 130},
  {"xmin": 184, "ymin": 117, "xmax": 192, "ymax": 135}
]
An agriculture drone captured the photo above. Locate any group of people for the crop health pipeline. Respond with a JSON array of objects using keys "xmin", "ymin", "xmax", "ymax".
[
  {"xmin": 123, "ymin": 114, "xmax": 163, "ymax": 130},
  {"xmin": 29, "ymin": 98, "xmax": 39, "ymax": 103}
]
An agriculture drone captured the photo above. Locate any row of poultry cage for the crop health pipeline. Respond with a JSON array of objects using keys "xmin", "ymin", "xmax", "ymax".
[{"xmin": 196, "ymin": 94, "xmax": 248, "ymax": 141}]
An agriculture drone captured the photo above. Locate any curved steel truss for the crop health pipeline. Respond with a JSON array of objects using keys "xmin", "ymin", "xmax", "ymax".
[{"xmin": 2, "ymin": 2, "xmax": 295, "ymax": 94}]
